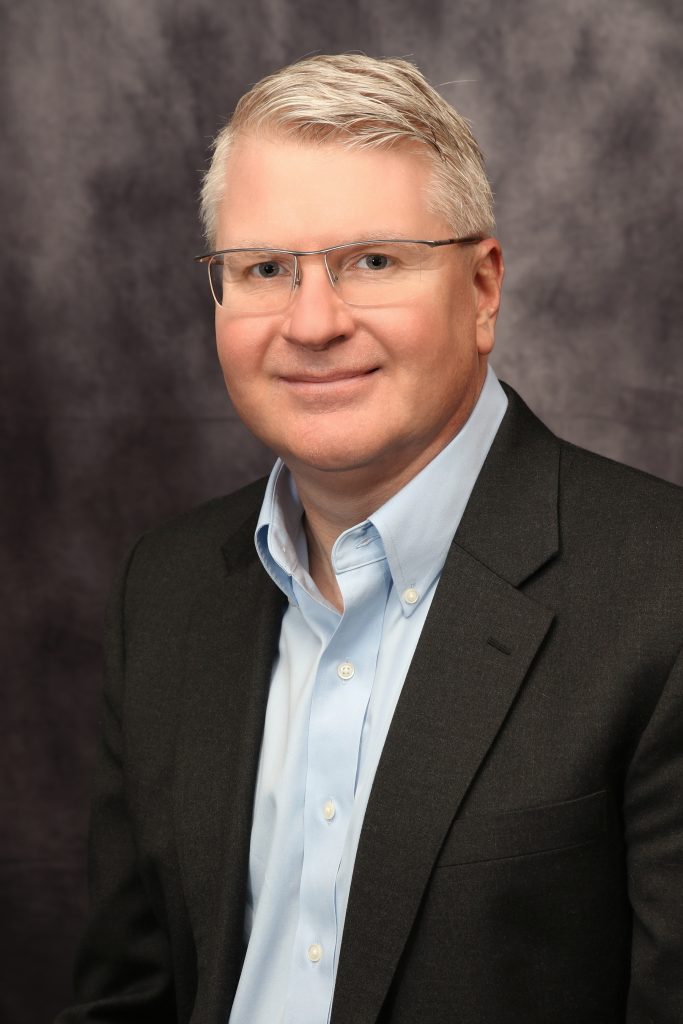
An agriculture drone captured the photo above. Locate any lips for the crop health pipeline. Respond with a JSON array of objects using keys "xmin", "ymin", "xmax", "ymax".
[{"xmin": 280, "ymin": 368, "xmax": 378, "ymax": 384}]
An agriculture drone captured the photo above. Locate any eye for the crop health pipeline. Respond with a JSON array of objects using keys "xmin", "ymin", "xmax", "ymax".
[
  {"xmin": 249, "ymin": 259, "xmax": 287, "ymax": 279},
  {"xmin": 355, "ymin": 252, "xmax": 391, "ymax": 271}
]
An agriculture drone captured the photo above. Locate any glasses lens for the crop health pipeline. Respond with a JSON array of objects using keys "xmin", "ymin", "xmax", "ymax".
[
  {"xmin": 209, "ymin": 251, "xmax": 296, "ymax": 311},
  {"xmin": 329, "ymin": 241, "xmax": 435, "ymax": 307}
]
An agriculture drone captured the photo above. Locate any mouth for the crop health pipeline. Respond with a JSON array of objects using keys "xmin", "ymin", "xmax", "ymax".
[{"xmin": 280, "ymin": 368, "xmax": 379, "ymax": 385}]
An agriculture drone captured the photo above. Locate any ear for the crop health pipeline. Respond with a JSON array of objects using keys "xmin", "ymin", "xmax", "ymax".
[{"xmin": 473, "ymin": 239, "xmax": 504, "ymax": 356}]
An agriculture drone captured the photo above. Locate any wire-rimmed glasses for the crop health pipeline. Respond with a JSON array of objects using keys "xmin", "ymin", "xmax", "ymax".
[{"xmin": 194, "ymin": 236, "xmax": 483, "ymax": 313}]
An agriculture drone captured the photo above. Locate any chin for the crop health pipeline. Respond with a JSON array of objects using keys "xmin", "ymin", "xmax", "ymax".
[
  {"xmin": 288, "ymin": 451, "xmax": 372, "ymax": 475},
  {"xmin": 281, "ymin": 437, "xmax": 386, "ymax": 475}
]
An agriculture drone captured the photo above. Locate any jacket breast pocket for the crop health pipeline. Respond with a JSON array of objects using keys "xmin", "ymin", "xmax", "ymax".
[{"xmin": 434, "ymin": 789, "xmax": 608, "ymax": 867}]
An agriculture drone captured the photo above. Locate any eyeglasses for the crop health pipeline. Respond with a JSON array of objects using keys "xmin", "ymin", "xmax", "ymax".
[{"xmin": 194, "ymin": 236, "xmax": 483, "ymax": 313}]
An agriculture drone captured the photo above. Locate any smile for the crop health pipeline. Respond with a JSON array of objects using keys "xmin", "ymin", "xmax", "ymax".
[{"xmin": 280, "ymin": 368, "xmax": 379, "ymax": 385}]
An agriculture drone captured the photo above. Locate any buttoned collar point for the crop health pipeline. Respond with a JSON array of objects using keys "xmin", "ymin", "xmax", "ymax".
[
  {"xmin": 369, "ymin": 365, "xmax": 508, "ymax": 617},
  {"xmin": 331, "ymin": 522, "xmax": 384, "ymax": 573}
]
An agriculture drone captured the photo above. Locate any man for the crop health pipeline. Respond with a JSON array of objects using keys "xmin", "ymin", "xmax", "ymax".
[{"xmin": 58, "ymin": 54, "xmax": 682, "ymax": 1023}]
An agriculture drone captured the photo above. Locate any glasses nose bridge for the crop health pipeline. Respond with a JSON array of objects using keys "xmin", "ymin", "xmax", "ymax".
[{"xmin": 293, "ymin": 247, "xmax": 339, "ymax": 295}]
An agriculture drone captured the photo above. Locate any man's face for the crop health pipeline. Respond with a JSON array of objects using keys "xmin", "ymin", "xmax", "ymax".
[{"xmin": 213, "ymin": 134, "xmax": 503, "ymax": 489}]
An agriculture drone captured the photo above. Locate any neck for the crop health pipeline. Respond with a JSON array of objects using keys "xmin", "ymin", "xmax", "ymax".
[{"xmin": 292, "ymin": 430, "xmax": 459, "ymax": 612}]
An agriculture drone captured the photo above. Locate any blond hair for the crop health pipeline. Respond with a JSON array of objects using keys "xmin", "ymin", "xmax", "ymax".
[{"xmin": 200, "ymin": 53, "xmax": 494, "ymax": 246}]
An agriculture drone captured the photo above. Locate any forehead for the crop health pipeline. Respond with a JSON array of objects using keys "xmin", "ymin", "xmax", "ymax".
[{"xmin": 215, "ymin": 133, "xmax": 445, "ymax": 248}]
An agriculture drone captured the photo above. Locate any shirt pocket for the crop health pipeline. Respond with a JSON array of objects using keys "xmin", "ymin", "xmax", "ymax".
[{"xmin": 434, "ymin": 789, "xmax": 608, "ymax": 868}]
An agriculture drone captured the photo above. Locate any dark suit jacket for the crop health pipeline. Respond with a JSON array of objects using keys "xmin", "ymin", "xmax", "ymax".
[{"xmin": 57, "ymin": 386, "xmax": 683, "ymax": 1024}]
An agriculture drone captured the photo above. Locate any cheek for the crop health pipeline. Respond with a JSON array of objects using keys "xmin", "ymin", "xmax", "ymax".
[
  {"xmin": 215, "ymin": 319, "xmax": 269, "ymax": 392},
  {"xmin": 215, "ymin": 336, "xmax": 243, "ymax": 388},
  {"xmin": 386, "ymin": 307, "xmax": 470, "ymax": 377}
]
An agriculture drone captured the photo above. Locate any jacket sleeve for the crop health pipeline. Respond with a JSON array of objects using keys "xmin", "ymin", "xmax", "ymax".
[
  {"xmin": 625, "ymin": 645, "xmax": 683, "ymax": 1024},
  {"xmin": 55, "ymin": 543, "xmax": 176, "ymax": 1022}
]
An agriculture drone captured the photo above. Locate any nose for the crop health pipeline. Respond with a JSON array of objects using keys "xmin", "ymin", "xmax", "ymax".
[{"xmin": 280, "ymin": 255, "xmax": 354, "ymax": 349}]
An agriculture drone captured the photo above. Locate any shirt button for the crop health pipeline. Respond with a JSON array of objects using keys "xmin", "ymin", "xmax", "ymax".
[
  {"xmin": 337, "ymin": 661, "xmax": 355, "ymax": 681},
  {"xmin": 323, "ymin": 799, "xmax": 336, "ymax": 821},
  {"xmin": 403, "ymin": 587, "xmax": 419, "ymax": 605},
  {"xmin": 308, "ymin": 943, "xmax": 322, "ymax": 963}
]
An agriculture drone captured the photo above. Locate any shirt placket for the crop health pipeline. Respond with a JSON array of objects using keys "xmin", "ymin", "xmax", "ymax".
[{"xmin": 284, "ymin": 532, "xmax": 389, "ymax": 1024}]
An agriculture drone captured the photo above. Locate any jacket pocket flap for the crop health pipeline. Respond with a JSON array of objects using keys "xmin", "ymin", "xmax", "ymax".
[{"xmin": 435, "ymin": 789, "xmax": 608, "ymax": 867}]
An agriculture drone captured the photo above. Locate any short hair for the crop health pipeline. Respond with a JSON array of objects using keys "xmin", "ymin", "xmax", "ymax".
[{"xmin": 200, "ymin": 53, "xmax": 495, "ymax": 246}]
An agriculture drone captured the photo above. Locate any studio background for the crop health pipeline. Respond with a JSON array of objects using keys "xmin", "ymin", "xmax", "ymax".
[{"xmin": 1, "ymin": 1, "xmax": 681, "ymax": 1020}]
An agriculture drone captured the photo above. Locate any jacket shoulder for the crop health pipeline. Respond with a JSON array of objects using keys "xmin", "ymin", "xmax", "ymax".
[
  {"xmin": 551, "ymin": 438, "xmax": 682, "ymax": 644},
  {"xmin": 558, "ymin": 437, "xmax": 682, "ymax": 534},
  {"xmin": 138, "ymin": 475, "xmax": 269, "ymax": 549},
  {"xmin": 501, "ymin": 382, "xmax": 682, "ymax": 525},
  {"xmin": 495, "ymin": 385, "xmax": 681, "ymax": 599},
  {"xmin": 117, "ymin": 476, "xmax": 269, "ymax": 609}
]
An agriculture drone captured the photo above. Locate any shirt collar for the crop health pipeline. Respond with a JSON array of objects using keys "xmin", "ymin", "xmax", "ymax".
[
  {"xmin": 255, "ymin": 365, "xmax": 508, "ymax": 614},
  {"xmin": 255, "ymin": 463, "xmax": 304, "ymax": 604}
]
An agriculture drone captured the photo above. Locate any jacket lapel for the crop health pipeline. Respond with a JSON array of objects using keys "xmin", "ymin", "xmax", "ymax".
[
  {"xmin": 173, "ymin": 510, "xmax": 286, "ymax": 1018},
  {"xmin": 331, "ymin": 389, "xmax": 560, "ymax": 1024}
]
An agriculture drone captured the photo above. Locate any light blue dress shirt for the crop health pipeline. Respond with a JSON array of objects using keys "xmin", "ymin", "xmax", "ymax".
[{"xmin": 228, "ymin": 367, "xmax": 508, "ymax": 1024}]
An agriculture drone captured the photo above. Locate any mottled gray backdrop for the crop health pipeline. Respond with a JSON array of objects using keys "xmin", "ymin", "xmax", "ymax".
[{"xmin": 1, "ymin": 1, "xmax": 681, "ymax": 1019}]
